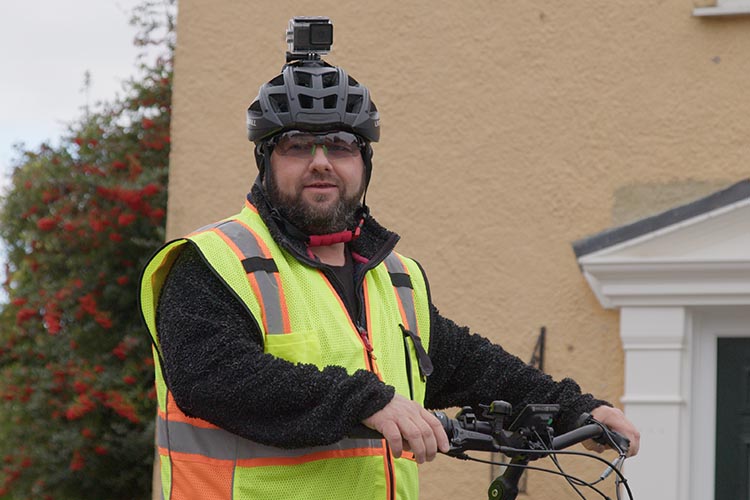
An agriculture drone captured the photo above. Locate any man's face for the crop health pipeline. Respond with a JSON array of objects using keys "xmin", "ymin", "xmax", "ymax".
[{"xmin": 266, "ymin": 130, "xmax": 366, "ymax": 234}]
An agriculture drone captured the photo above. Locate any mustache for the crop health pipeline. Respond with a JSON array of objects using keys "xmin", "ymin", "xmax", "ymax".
[{"xmin": 302, "ymin": 173, "xmax": 341, "ymax": 187}]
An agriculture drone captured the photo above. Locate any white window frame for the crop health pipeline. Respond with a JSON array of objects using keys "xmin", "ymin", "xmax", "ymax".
[{"xmin": 694, "ymin": 0, "xmax": 750, "ymax": 16}]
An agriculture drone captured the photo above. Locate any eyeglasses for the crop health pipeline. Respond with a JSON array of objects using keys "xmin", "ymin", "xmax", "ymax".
[{"xmin": 271, "ymin": 130, "xmax": 363, "ymax": 161}]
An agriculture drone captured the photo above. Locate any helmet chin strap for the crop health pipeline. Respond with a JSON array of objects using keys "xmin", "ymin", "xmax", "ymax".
[{"xmin": 253, "ymin": 144, "xmax": 370, "ymax": 248}]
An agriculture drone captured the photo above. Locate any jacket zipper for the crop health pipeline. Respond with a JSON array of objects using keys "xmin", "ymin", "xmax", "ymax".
[
  {"xmin": 322, "ymin": 267, "xmax": 395, "ymax": 500},
  {"xmin": 308, "ymin": 241, "xmax": 399, "ymax": 500},
  {"xmin": 353, "ymin": 273, "xmax": 396, "ymax": 500}
]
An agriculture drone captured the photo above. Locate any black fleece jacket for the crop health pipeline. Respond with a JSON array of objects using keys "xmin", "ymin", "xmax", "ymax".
[{"xmin": 155, "ymin": 185, "xmax": 607, "ymax": 449}]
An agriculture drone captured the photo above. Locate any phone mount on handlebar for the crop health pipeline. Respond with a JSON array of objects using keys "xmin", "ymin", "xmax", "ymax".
[
  {"xmin": 436, "ymin": 401, "xmax": 632, "ymax": 500},
  {"xmin": 441, "ymin": 401, "xmax": 560, "ymax": 460}
]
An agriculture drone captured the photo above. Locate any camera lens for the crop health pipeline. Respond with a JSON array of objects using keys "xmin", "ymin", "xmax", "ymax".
[{"xmin": 309, "ymin": 24, "xmax": 333, "ymax": 46}]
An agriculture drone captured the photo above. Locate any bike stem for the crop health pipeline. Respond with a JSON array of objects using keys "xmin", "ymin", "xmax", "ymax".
[{"xmin": 488, "ymin": 456, "xmax": 527, "ymax": 500}]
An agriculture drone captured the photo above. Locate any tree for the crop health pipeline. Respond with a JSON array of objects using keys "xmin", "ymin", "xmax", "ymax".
[{"xmin": 0, "ymin": 2, "xmax": 174, "ymax": 498}]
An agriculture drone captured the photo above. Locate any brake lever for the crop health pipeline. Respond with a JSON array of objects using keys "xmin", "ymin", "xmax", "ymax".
[
  {"xmin": 599, "ymin": 428, "xmax": 630, "ymax": 455},
  {"xmin": 578, "ymin": 412, "xmax": 630, "ymax": 454},
  {"xmin": 434, "ymin": 411, "xmax": 499, "ymax": 457}
]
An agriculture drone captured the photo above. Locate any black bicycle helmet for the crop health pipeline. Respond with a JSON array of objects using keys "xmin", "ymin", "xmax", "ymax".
[{"xmin": 247, "ymin": 59, "xmax": 380, "ymax": 144}]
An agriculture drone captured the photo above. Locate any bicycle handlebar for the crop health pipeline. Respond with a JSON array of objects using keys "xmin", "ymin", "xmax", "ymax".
[
  {"xmin": 434, "ymin": 403, "xmax": 632, "ymax": 500},
  {"xmin": 434, "ymin": 407, "xmax": 629, "ymax": 458},
  {"xmin": 352, "ymin": 404, "xmax": 630, "ymax": 457},
  {"xmin": 351, "ymin": 402, "xmax": 632, "ymax": 500}
]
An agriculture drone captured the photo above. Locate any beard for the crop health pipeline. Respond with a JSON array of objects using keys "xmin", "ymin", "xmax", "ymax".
[{"xmin": 266, "ymin": 171, "xmax": 365, "ymax": 235}]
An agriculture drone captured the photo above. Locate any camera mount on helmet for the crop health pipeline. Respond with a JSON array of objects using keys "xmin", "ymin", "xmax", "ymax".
[
  {"xmin": 285, "ymin": 17, "xmax": 333, "ymax": 63},
  {"xmin": 246, "ymin": 16, "xmax": 380, "ymax": 241},
  {"xmin": 247, "ymin": 16, "xmax": 380, "ymax": 146}
]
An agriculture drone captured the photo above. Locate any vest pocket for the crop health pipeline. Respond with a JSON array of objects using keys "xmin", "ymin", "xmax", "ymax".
[
  {"xmin": 401, "ymin": 328, "xmax": 416, "ymax": 400},
  {"xmin": 264, "ymin": 330, "xmax": 322, "ymax": 366}
]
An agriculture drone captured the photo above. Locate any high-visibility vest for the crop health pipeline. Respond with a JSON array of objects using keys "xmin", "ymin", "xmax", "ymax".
[{"xmin": 140, "ymin": 199, "xmax": 432, "ymax": 500}]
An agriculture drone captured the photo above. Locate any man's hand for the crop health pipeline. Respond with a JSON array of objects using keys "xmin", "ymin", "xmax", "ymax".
[
  {"xmin": 583, "ymin": 406, "xmax": 640, "ymax": 457},
  {"xmin": 363, "ymin": 394, "xmax": 450, "ymax": 464}
]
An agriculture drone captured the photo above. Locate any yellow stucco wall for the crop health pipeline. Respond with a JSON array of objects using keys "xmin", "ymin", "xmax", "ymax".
[{"xmin": 167, "ymin": 1, "xmax": 750, "ymax": 498}]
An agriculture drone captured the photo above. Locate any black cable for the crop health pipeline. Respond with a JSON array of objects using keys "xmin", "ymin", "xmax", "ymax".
[
  {"xmin": 585, "ymin": 422, "xmax": 634, "ymax": 500},
  {"xmin": 590, "ymin": 418, "xmax": 626, "ymax": 456},
  {"xmin": 536, "ymin": 428, "xmax": 597, "ymax": 500},
  {"xmin": 461, "ymin": 455, "xmax": 611, "ymax": 500},
  {"xmin": 617, "ymin": 474, "xmax": 634, "ymax": 500},
  {"xmin": 496, "ymin": 447, "xmax": 633, "ymax": 500},
  {"xmin": 549, "ymin": 453, "xmax": 588, "ymax": 499},
  {"xmin": 498, "ymin": 446, "xmax": 630, "ymax": 485}
]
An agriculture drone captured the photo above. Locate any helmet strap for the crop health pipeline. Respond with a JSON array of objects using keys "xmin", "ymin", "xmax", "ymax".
[
  {"xmin": 361, "ymin": 142, "xmax": 373, "ymax": 210},
  {"xmin": 254, "ymin": 142, "xmax": 273, "ymax": 184}
]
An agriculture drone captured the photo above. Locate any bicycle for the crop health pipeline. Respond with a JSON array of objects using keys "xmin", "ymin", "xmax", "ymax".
[{"xmin": 433, "ymin": 401, "xmax": 633, "ymax": 500}]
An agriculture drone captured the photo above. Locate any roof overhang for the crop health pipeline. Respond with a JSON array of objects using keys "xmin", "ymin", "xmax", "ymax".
[{"xmin": 574, "ymin": 180, "xmax": 750, "ymax": 309}]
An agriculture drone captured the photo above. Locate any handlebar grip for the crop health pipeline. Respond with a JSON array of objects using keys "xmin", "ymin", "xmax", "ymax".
[
  {"xmin": 551, "ymin": 423, "xmax": 603, "ymax": 450},
  {"xmin": 575, "ymin": 412, "xmax": 630, "ymax": 453},
  {"xmin": 433, "ymin": 411, "xmax": 454, "ymax": 436},
  {"xmin": 552, "ymin": 422, "xmax": 630, "ymax": 454}
]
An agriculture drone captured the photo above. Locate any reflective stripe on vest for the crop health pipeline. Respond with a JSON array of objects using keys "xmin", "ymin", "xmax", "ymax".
[
  {"xmin": 157, "ymin": 409, "xmax": 383, "ymax": 464},
  {"xmin": 140, "ymin": 203, "xmax": 430, "ymax": 500},
  {"xmin": 191, "ymin": 219, "xmax": 292, "ymax": 335},
  {"xmin": 382, "ymin": 252, "xmax": 418, "ymax": 334}
]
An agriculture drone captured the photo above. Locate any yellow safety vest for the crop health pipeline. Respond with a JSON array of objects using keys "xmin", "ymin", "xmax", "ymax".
[{"xmin": 140, "ymin": 199, "xmax": 432, "ymax": 500}]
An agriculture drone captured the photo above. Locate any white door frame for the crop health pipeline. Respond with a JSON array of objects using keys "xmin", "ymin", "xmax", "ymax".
[
  {"xmin": 576, "ymin": 196, "xmax": 750, "ymax": 500},
  {"xmin": 689, "ymin": 307, "xmax": 750, "ymax": 500}
]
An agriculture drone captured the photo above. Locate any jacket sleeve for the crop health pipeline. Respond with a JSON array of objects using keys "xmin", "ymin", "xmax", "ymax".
[
  {"xmin": 423, "ymin": 305, "xmax": 610, "ymax": 434},
  {"xmin": 155, "ymin": 242, "xmax": 394, "ymax": 448}
]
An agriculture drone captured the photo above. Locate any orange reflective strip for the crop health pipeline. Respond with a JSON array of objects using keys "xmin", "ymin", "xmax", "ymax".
[
  {"xmin": 384, "ymin": 253, "xmax": 419, "ymax": 335},
  {"xmin": 157, "ymin": 409, "xmax": 221, "ymax": 429},
  {"xmin": 318, "ymin": 270, "xmax": 353, "ymax": 326},
  {"xmin": 393, "ymin": 287, "xmax": 411, "ymax": 331},
  {"xmin": 383, "ymin": 450, "xmax": 394, "ymax": 500},
  {"xmin": 232, "ymin": 219, "xmax": 291, "ymax": 334},
  {"xmin": 159, "ymin": 448, "xmax": 234, "ymax": 466},
  {"xmin": 318, "ymin": 269, "xmax": 376, "ymax": 373},
  {"xmin": 186, "ymin": 221, "xmax": 223, "ymax": 238},
  {"xmin": 361, "ymin": 277, "xmax": 385, "ymax": 378},
  {"xmin": 236, "ymin": 445, "xmax": 384, "ymax": 467},
  {"xmin": 162, "ymin": 391, "xmax": 220, "ymax": 429},
  {"xmin": 168, "ymin": 450, "xmax": 234, "ymax": 500},
  {"xmin": 244, "ymin": 198, "xmax": 258, "ymax": 214},
  {"xmin": 212, "ymin": 228, "xmax": 273, "ymax": 333},
  {"xmin": 394, "ymin": 253, "xmax": 420, "ymax": 335}
]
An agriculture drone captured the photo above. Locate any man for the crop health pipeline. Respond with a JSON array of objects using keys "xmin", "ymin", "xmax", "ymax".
[{"xmin": 140, "ymin": 39, "xmax": 639, "ymax": 500}]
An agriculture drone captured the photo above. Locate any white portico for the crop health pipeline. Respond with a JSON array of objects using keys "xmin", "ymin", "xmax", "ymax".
[{"xmin": 574, "ymin": 179, "xmax": 750, "ymax": 500}]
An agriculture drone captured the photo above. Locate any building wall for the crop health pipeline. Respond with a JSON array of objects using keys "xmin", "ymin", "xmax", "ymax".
[{"xmin": 168, "ymin": 1, "xmax": 750, "ymax": 497}]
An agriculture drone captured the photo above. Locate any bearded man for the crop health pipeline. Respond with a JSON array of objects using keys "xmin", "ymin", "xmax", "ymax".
[{"xmin": 140, "ymin": 32, "xmax": 639, "ymax": 500}]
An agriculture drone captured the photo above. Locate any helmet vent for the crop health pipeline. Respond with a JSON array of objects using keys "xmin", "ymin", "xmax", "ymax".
[
  {"xmin": 269, "ymin": 94, "xmax": 289, "ymax": 113},
  {"xmin": 293, "ymin": 72, "xmax": 313, "ymax": 88},
  {"xmin": 348, "ymin": 76, "xmax": 360, "ymax": 87},
  {"xmin": 346, "ymin": 95, "xmax": 363, "ymax": 114},
  {"xmin": 323, "ymin": 95, "xmax": 338, "ymax": 109},
  {"xmin": 321, "ymin": 72, "xmax": 339, "ymax": 88},
  {"xmin": 269, "ymin": 75, "xmax": 285, "ymax": 87},
  {"xmin": 298, "ymin": 94, "xmax": 314, "ymax": 109},
  {"xmin": 249, "ymin": 100, "xmax": 262, "ymax": 113}
]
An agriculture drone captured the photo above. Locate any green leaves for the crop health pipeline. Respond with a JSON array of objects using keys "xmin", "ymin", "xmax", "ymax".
[{"xmin": 0, "ymin": 2, "xmax": 175, "ymax": 498}]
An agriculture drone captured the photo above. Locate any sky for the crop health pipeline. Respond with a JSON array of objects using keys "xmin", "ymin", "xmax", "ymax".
[{"xmin": 0, "ymin": 0, "xmax": 157, "ymax": 190}]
